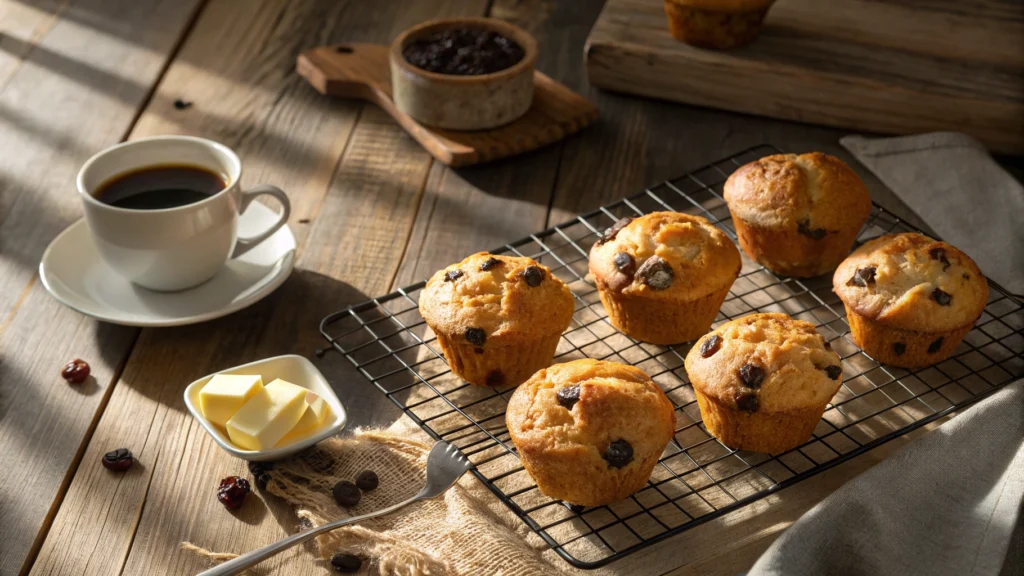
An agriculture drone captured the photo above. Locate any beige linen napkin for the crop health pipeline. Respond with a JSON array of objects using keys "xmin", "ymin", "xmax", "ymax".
[
  {"xmin": 840, "ymin": 132, "xmax": 1024, "ymax": 295},
  {"xmin": 749, "ymin": 380, "xmax": 1024, "ymax": 576}
]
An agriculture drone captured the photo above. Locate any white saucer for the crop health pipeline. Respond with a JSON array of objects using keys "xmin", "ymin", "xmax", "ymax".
[{"xmin": 40, "ymin": 202, "xmax": 296, "ymax": 327}]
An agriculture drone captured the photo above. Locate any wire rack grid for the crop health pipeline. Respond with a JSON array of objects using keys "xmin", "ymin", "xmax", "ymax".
[{"xmin": 319, "ymin": 144, "xmax": 1024, "ymax": 569}]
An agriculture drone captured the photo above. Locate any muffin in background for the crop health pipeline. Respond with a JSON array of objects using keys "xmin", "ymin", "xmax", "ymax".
[
  {"xmin": 833, "ymin": 233, "xmax": 988, "ymax": 368},
  {"xmin": 506, "ymin": 359, "xmax": 676, "ymax": 506},
  {"xmin": 419, "ymin": 252, "xmax": 574, "ymax": 387},
  {"xmin": 685, "ymin": 313, "xmax": 842, "ymax": 453},
  {"xmin": 724, "ymin": 152, "xmax": 872, "ymax": 278},
  {"xmin": 663, "ymin": 0, "xmax": 776, "ymax": 49},
  {"xmin": 589, "ymin": 211, "xmax": 741, "ymax": 345}
]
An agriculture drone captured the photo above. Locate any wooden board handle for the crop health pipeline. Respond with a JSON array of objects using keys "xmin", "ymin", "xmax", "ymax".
[{"xmin": 297, "ymin": 43, "xmax": 392, "ymax": 106}]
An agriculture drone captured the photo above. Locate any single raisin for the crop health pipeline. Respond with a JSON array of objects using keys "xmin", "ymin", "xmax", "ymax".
[
  {"xmin": 521, "ymin": 266, "xmax": 544, "ymax": 287},
  {"xmin": 613, "ymin": 252, "xmax": 636, "ymax": 278},
  {"xmin": 330, "ymin": 553, "xmax": 362, "ymax": 573},
  {"xmin": 847, "ymin": 267, "xmax": 877, "ymax": 288},
  {"xmin": 332, "ymin": 480, "xmax": 361, "ymax": 507},
  {"xmin": 486, "ymin": 370, "xmax": 505, "ymax": 387},
  {"xmin": 597, "ymin": 217, "xmax": 632, "ymax": 245},
  {"xmin": 962, "ymin": 273, "xmax": 970, "ymax": 280},
  {"xmin": 173, "ymin": 99, "xmax": 192, "ymax": 110},
  {"xmin": 699, "ymin": 335, "xmax": 722, "ymax": 358},
  {"xmin": 603, "ymin": 440, "xmax": 634, "ymax": 468},
  {"xmin": 735, "ymin": 392, "xmax": 759, "ymax": 412},
  {"xmin": 217, "ymin": 476, "xmax": 250, "ymax": 510},
  {"xmin": 444, "ymin": 269, "xmax": 463, "ymax": 282},
  {"xmin": 556, "ymin": 385, "xmax": 581, "ymax": 410},
  {"xmin": 248, "ymin": 461, "xmax": 274, "ymax": 490},
  {"xmin": 465, "ymin": 327, "xmax": 486, "ymax": 346},
  {"xmin": 825, "ymin": 365, "xmax": 842, "ymax": 380},
  {"xmin": 480, "ymin": 257, "xmax": 502, "ymax": 271},
  {"xmin": 928, "ymin": 337, "xmax": 944, "ymax": 354},
  {"xmin": 102, "ymin": 448, "xmax": 133, "ymax": 472},
  {"xmin": 929, "ymin": 247, "xmax": 951, "ymax": 270},
  {"xmin": 636, "ymin": 256, "xmax": 674, "ymax": 290},
  {"xmin": 932, "ymin": 288, "xmax": 951, "ymax": 306},
  {"xmin": 823, "ymin": 338, "xmax": 832, "ymax": 351},
  {"xmin": 61, "ymin": 359, "xmax": 90, "ymax": 384},
  {"xmin": 893, "ymin": 342, "xmax": 906, "ymax": 356},
  {"xmin": 739, "ymin": 364, "xmax": 765, "ymax": 389},
  {"xmin": 355, "ymin": 470, "xmax": 379, "ymax": 491},
  {"xmin": 797, "ymin": 219, "xmax": 827, "ymax": 240}
]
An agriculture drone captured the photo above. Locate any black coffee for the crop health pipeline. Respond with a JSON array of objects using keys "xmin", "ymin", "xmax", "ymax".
[{"xmin": 95, "ymin": 164, "xmax": 226, "ymax": 210}]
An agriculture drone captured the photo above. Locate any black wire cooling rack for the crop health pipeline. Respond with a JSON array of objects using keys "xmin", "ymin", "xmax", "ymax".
[{"xmin": 319, "ymin": 144, "xmax": 1024, "ymax": 569}]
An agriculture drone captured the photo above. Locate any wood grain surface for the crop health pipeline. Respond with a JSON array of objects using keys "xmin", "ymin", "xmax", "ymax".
[
  {"xmin": 0, "ymin": 1, "xmax": 205, "ymax": 574},
  {"xmin": 585, "ymin": 0, "xmax": 1024, "ymax": 154},
  {"xmin": 298, "ymin": 43, "xmax": 599, "ymax": 167},
  {"xmin": 4, "ymin": 0, "xmax": 1016, "ymax": 574}
]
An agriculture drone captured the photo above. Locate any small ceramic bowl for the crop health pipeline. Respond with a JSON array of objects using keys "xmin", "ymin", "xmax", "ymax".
[
  {"xmin": 389, "ymin": 17, "xmax": 538, "ymax": 130},
  {"xmin": 184, "ymin": 354, "xmax": 347, "ymax": 462}
]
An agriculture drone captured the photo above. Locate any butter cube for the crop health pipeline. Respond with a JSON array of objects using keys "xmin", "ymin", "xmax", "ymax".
[
  {"xmin": 226, "ymin": 379, "xmax": 308, "ymax": 451},
  {"xmin": 199, "ymin": 374, "xmax": 264, "ymax": 428},
  {"xmin": 275, "ymin": 392, "xmax": 333, "ymax": 448}
]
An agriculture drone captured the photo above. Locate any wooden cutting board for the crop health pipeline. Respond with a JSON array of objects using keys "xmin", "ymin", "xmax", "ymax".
[
  {"xmin": 585, "ymin": 0, "xmax": 1024, "ymax": 154},
  {"xmin": 298, "ymin": 44, "xmax": 598, "ymax": 167}
]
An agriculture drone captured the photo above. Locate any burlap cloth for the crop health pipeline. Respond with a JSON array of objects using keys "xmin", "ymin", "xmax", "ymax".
[{"xmin": 186, "ymin": 418, "xmax": 598, "ymax": 575}]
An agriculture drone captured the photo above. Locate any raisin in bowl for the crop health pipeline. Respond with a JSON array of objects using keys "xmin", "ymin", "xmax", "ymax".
[{"xmin": 389, "ymin": 17, "xmax": 538, "ymax": 131}]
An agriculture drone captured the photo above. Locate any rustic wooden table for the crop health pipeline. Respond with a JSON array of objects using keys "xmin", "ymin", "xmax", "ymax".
[{"xmin": 2, "ymin": 1, "xmax": 1019, "ymax": 575}]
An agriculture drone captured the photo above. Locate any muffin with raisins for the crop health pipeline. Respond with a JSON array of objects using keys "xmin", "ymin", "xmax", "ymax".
[
  {"xmin": 724, "ymin": 152, "xmax": 872, "ymax": 277},
  {"xmin": 685, "ymin": 313, "xmax": 842, "ymax": 453},
  {"xmin": 833, "ymin": 233, "xmax": 988, "ymax": 368},
  {"xmin": 506, "ymin": 359, "xmax": 676, "ymax": 506},
  {"xmin": 663, "ymin": 0, "xmax": 776, "ymax": 49},
  {"xmin": 589, "ymin": 212, "xmax": 741, "ymax": 345},
  {"xmin": 419, "ymin": 252, "xmax": 574, "ymax": 387}
]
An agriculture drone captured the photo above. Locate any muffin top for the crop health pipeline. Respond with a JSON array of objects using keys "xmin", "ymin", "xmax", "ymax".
[
  {"xmin": 419, "ymin": 252, "xmax": 574, "ymax": 341},
  {"xmin": 506, "ymin": 359, "xmax": 675, "ymax": 469},
  {"xmin": 588, "ymin": 211, "xmax": 741, "ymax": 300},
  {"xmin": 670, "ymin": 0, "xmax": 776, "ymax": 10},
  {"xmin": 684, "ymin": 313, "xmax": 842, "ymax": 413},
  {"xmin": 833, "ymin": 233, "xmax": 988, "ymax": 332},
  {"xmin": 723, "ymin": 153, "xmax": 872, "ymax": 236}
]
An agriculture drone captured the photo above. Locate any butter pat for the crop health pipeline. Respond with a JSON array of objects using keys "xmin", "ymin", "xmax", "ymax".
[
  {"xmin": 199, "ymin": 374, "xmax": 264, "ymax": 428},
  {"xmin": 226, "ymin": 379, "xmax": 308, "ymax": 451},
  {"xmin": 275, "ymin": 392, "xmax": 333, "ymax": 448}
]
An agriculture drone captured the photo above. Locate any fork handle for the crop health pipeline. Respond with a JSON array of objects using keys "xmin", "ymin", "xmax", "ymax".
[{"xmin": 196, "ymin": 494, "xmax": 422, "ymax": 575}]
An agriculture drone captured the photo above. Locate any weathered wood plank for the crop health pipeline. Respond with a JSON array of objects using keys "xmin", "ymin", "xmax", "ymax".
[
  {"xmin": 585, "ymin": 0, "xmax": 1024, "ymax": 154},
  {"xmin": 0, "ymin": 1, "xmax": 205, "ymax": 574},
  {"xmin": 31, "ymin": 1, "xmax": 489, "ymax": 574}
]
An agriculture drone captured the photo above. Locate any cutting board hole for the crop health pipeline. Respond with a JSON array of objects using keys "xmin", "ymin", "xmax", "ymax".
[{"xmin": 335, "ymin": 45, "xmax": 354, "ymax": 54}]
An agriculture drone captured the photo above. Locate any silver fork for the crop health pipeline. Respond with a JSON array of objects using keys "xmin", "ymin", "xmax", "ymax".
[{"xmin": 198, "ymin": 441, "xmax": 472, "ymax": 576}]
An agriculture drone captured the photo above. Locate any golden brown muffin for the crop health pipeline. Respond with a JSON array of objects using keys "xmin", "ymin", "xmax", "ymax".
[
  {"xmin": 724, "ymin": 152, "xmax": 872, "ymax": 277},
  {"xmin": 419, "ymin": 252, "xmax": 574, "ymax": 387},
  {"xmin": 506, "ymin": 359, "xmax": 676, "ymax": 506},
  {"xmin": 833, "ymin": 233, "xmax": 988, "ymax": 368},
  {"xmin": 589, "ymin": 211, "xmax": 741, "ymax": 345},
  {"xmin": 663, "ymin": 0, "xmax": 776, "ymax": 49},
  {"xmin": 685, "ymin": 313, "xmax": 842, "ymax": 453}
]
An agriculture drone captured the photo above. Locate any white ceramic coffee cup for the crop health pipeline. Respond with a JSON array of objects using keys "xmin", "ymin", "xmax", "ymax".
[{"xmin": 77, "ymin": 136, "xmax": 290, "ymax": 292}]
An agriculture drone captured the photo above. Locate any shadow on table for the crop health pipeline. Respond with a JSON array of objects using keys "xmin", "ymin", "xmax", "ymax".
[{"xmin": 101, "ymin": 268, "xmax": 400, "ymax": 429}]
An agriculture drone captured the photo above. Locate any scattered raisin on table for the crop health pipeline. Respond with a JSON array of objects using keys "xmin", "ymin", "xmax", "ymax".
[
  {"xmin": 217, "ymin": 476, "xmax": 251, "ymax": 510},
  {"xmin": 330, "ymin": 553, "xmax": 362, "ymax": 573},
  {"xmin": 333, "ymin": 480, "xmax": 361, "ymax": 507},
  {"xmin": 102, "ymin": 448, "xmax": 133, "ymax": 471},
  {"xmin": 61, "ymin": 359, "xmax": 90, "ymax": 384},
  {"xmin": 355, "ymin": 470, "xmax": 379, "ymax": 492}
]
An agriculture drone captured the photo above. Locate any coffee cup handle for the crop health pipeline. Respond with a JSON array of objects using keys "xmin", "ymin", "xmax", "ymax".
[{"xmin": 231, "ymin": 185, "xmax": 292, "ymax": 258}]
